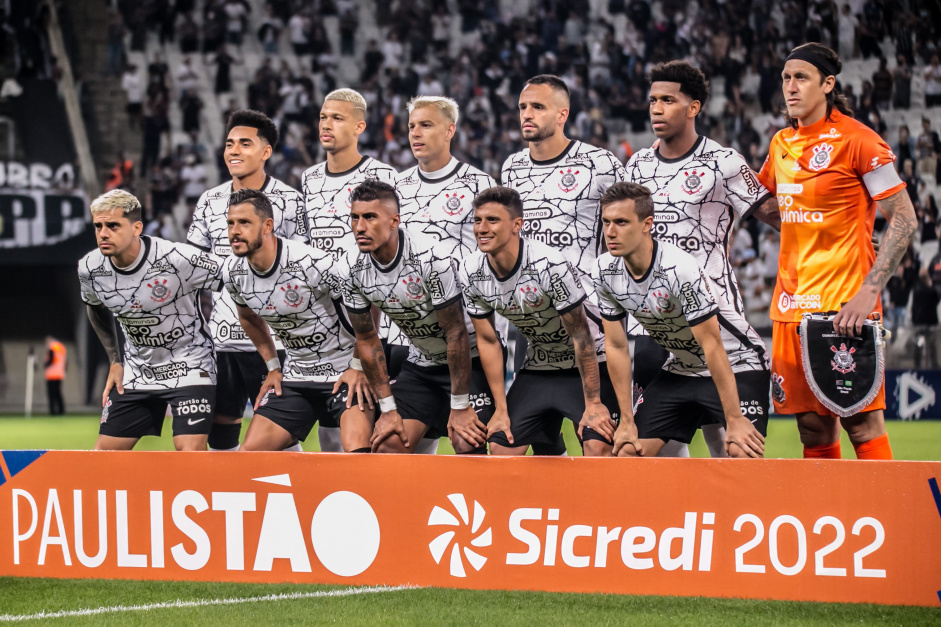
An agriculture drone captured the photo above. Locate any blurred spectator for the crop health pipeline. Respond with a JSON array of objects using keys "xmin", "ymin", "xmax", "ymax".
[
  {"xmin": 179, "ymin": 153, "xmax": 208, "ymax": 210},
  {"xmin": 178, "ymin": 11, "xmax": 200, "ymax": 54},
  {"xmin": 871, "ymin": 57, "xmax": 892, "ymax": 110},
  {"xmin": 175, "ymin": 56, "xmax": 199, "ymax": 94},
  {"xmin": 213, "ymin": 45, "xmax": 236, "ymax": 94},
  {"xmin": 837, "ymin": 4, "xmax": 857, "ymax": 59},
  {"xmin": 106, "ymin": 10, "xmax": 125, "ymax": 75},
  {"xmin": 910, "ymin": 270, "xmax": 940, "ymax": 368},
  {"xmin": 258, "ymin": 6, "xmax": 283, "ymax": 55},
  {"xmin": 926, "ymin": 54, "xmax": 941, "ymax": 107},
  {"xmin": 181, "ymin": 89, "xmax": 204, "ymax": 135},
  {"xmin": 916, "ymin": 118, "xmax": 939, "ymax": 177},
  {"xmin": 121, "ymin": 64, "xmax": 144, "ymax": 130},
  {"xmin": 892, "ymin": 54, "xmax": 912, "ymax": 109}
]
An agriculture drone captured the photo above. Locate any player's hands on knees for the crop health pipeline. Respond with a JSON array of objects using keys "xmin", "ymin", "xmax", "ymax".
[
  {"xmin": 371, "ymin": 409, "xmax": 409, "ymax": 451},
  {"xmin": 612, "ymin": 420, "xmax": 643, "ymax": 457},
  {"xmin": 833, "ymin": 286, "xmax": 879, "ymax": 336},
  {"xmin": 725, "ymin": 414, "xmax": 765, "ymax": 458},
  {"xmin": 486, "ymin": 407, "xmax": 513, "ymax": 445},
  {"xmin": 102, "ymin": 363, "xmax": 125, "ymax": 407},
  {"xmin": 448, "ymin": 406, "xmax": 487, "ymax": 448},
  {"xmin": 254, "ymin": 369, "xmax": 282, "ymax": 410},
  {"xmin": 577, "ymin": 401, "xmax": 615, "ymax": 442},
  {"xmin": 334, "ymin": 368, "xmax": 375, "ymax": 411}
]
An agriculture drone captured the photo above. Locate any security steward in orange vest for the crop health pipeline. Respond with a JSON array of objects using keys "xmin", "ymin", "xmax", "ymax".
[{"xmin": 45, "ymin": 336, "xmax": 67, "ymax": 415}]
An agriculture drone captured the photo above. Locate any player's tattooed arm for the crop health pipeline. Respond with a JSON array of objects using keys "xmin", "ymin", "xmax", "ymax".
[
  {"xmin": 751, "ymin": 195, "xmax": 781, "ymax": 231},
  {"xmin": 835, "ymin": 190, "xmax": 917, "ymax": 335},
  {"xmin": 86, "ymin": 303, "xmax": 124, "ymax": 407},
  {"xmin": 602, "ymin": 317, "xmax": 641, "ymax": 457},
  {"xmin": 471, "ymin": 315, "xmax": 512, "ymax": 444},
  {"xmin": 437, "ymin": 299, "xmax": 487, "ymax": 449},
  {"xmin": 346, "ymin": 309, "xmax": 393, "ymax": 399},
  {"xmin": 236, "ymin": 304, "xmax": 282, "ymax": 408},
  {"xmin": 689, "ymin": 316, "xmax": 765, "ymax": 458},
  {"xmin": 561, "ymin": 305, "xmax": 615, "ymax": 442}
]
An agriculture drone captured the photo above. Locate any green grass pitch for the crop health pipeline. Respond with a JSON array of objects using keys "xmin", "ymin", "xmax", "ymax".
[{"xmin": 1, "ymin": 416, "xmax": 939, "ymax": 623}]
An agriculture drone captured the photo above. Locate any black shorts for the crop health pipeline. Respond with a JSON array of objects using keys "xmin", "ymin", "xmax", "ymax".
[
  {"xmin": 215, "ymin": 351, "xmax": 284, "ymax": 419},
  {"xmin": 634, "ymin": 370, "xmax": 770, "ymax": 443},
  {"xmin": 632, "ymin": 335, "xmax": 670, "ymax": 392},
  {"xmin": 254, "ymin": 382, "xmax": 348, "ymax": 441},
  {"xmin": 392, "ymin": 358, "xmax": 495, "ymax": 438},
  {"xmin": 490, "ymin": 363, "xmax": 620, "ymax": 448},
  {"xmin": 100, "ymin": 385, "xmax": 216, "ymax": 439}
]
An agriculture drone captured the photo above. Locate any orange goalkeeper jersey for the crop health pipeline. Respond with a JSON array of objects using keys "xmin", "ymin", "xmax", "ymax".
[{"xmin": 758, "ymin": 110, "xmax": 906, "ymax": 323}]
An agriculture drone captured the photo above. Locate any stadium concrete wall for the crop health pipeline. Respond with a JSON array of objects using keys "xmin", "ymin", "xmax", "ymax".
[{"xmin": 1, "ymin": 451, "xmax": 939, "ymax": 607}]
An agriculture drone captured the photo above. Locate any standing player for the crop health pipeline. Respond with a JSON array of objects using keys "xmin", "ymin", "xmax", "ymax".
[
  {"xmin": 461, "ymin": 187, "xmax": 618, "ymax": 456},
  {"xmin": 78, "ymin": 190, "xmax": 224, "ymax": 451},
  {"xmin": 592, "ymin": 183, "xmax": 767, "ymax": 458},
  {"xmin": 222, "ymin": 189, "xmax": 374, "ymax": 452},
  {"xmin": 187, "ymin": 110, "xmax": 308, "ymax": 452},
  {"xmin": 502, "ymin": 74, "xmax": 626, "ymax": 454},
  {"xmin": 300, "ymin": 88, "xmax": 397, "ymax": 260},
  {"xmin": 626, "ymin": 60, "xmax": 776, "ymax": 457},
  {"xmin": 759, "ymin": 43, "xmax": 916, "ymax": 459},
  {"xmin": 340, "ymin": 181, "xmax": 495, "ymax": 454}
]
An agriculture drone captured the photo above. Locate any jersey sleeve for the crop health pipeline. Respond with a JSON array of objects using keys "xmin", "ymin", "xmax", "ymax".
[
  {"xmin": 545, "ymin": 255, "xmax": 586, "ymax": 316},
  {"xmin": 757, "ymin": 136, "xmax": 779, "ymax": 195},
  {"xmin": 720, "ymin": 149, "xmax": 772, "ymax": 219},
  {"xmin": 278, "ymin": 190, "xmax": 309, "ymax": 243},
  {"xmin": 315, "ymin": 253, "xmax": 346, "ymax": 301},
  {"xmin": 458, "ymin": 259, "xmax": 493, "ymax": 319},
  {"xmin": 853, "ymin": 130, "xmax": 906, "ymax": 200},
  {"xmin": 338, "ymin": 256, "xmax": 371, "ymax": 313},
  {"xmin": 675, "ymin": 265, "xmax": 719, "ymax": 327},
  {"xmin": 592, "ymin": 260, "xmax": 625, "ymax": 321},
  {"xmin": 376, "ymin": 164, "xmax": 398, "ymax": 184},
  {"xmin": 595, "ymin": 151, "xmax": 627, "ymax": 196},
  {"xmin": 186, "ymin": 192, "xmax": 212, "ymax": 250},
  {"xmin": 222, "ymin": 260, "xmax": 248, "ymax": 307},
  {"xmin": 177, "ymin": 243, "xmax": 224, "ymax": 291},
  {"xmin": 77, "ymin": 260, "xmax": 102, "ymax": 306},
  {"xmin": 427, "ymin": 245, "xmax": 463, "ymax": 310}
]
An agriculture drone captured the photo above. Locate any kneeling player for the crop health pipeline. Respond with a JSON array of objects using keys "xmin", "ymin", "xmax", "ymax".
[
  {"xmin": 341, "ymin": 180, "xmax": 495, "ymax": 454},
  {"xmin": 78, "ymin": 190, "xmax": 224, "ymax": 451},
  {"xmin": 461, "ymin": 187, "xmax": 618, "ymax": 456},
  {"xmin": 223, "ymin": 189, "xmax": 374, "ymax": 451},
  {"xmin": 592, "ymin": 183, "xmax": 768, "ymax": 458}
]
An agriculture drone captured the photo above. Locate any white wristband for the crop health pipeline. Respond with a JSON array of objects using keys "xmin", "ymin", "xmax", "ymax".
[
  {"xmin": 350, "ymin": 357, "xmax": 363, "ymax": 371},
  {"xmin": 379, "ymin": 396, "xmax": 397, "ymax": 413},
  {"xmin": 450, "ymin": 393, "xmax": 470, "ymax": 410},
  {"xmin": 265, "ymin": 357, "xmax": 281, "ymax": 372}
]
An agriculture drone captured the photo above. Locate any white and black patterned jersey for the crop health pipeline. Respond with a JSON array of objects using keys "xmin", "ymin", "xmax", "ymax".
[
  {"xmin": 341, "ymin": 228, "xmax": 477, "ymax": 368},
  {"xmin": 397, "ymin": 158, "xmax": 496, "ymax": 258},
  {"xmin": 501, "ymin": 140, "xmax": 626, "ymax": 282},
  {"xmin": 593, "ymin": 240, "xmax": 768, "ymax": 377},
  {"xmin": 186, "ymin": 175, "xmax": 304, "ymax": 352},
  {"xmin": 223, "ymin": 238, "xmax": 354, "ymax": 383},
  {"xmin": 460, "ymin": 238, "xmax": 586, "ymax": 371},
  {"xmin": 300, "ymin": 156, "xmax": 397, "ymax": 260},
  {"xmin": 78, "ymin": 236, "xmax": 224, "ymax": 390},
  {"xmin": 626, "ymin": 136, "xmax": 771, "ymax": 316}
]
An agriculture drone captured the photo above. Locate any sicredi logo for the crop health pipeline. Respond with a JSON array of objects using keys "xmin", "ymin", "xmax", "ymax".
[{"xmin": 428, "ymin": 494, "xmax": 492, "ymax": 577}]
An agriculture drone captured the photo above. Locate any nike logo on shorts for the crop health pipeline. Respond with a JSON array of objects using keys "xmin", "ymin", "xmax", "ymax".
[{"xmin": 188, "ymin": 417, "xmax": 206, "ymax": 425}]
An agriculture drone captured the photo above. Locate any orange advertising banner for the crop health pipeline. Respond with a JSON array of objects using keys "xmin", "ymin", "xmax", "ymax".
[{"xmin": 1, "ymin": 451, "xmax": 940, "ymax": 607}]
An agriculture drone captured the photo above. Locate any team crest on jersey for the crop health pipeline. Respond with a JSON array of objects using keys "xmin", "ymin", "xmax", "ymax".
[
  {"xmin": 558, "ymin": 168, "xmax": 580, "ymax": 193},
  {"xmin": 809, "ymin": 143, "xmax": 834, "ymax": 171},
  {"xmin": 830, "ymin": 343, "xmax": 856, "ymax": 374},
  {"xmin": 520, "ymin": 285, "xmax": 544, "ymax": 308},
  {"xmin": 403, "ymin": 276, "xmax": 425, "ymax": 300},
  {"xmin": 148, "ymin": 279, "xmax": 171, "ymax": 302},
  {"xmin": 653, "ymin": 290, "xmax": 675, "ymax": 314},
  {"xmin": 682, "ymin": 170, "xmax": 705, "ymax": 195},
  {"xmin": 280, "ymin": 284, "xmax": 304, "ymax": 308},
  {"xmin": 443, "ymin": 193, "xmax": 465, "ymax": 216},
  {"xmin": 771, "ymin": 372, "xmax": 786, "ymax": 404}
]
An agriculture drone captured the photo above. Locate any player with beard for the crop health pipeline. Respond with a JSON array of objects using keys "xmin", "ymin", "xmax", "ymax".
[
  {"xmin": 460, "ymin": 187, "xmax": 618, "ymax": 456},
  {"xmin": 626, "ymin": 61, "xmax": 776, "ymax": 458},
  {"xmin": 340, "ymin": 180, "xmax": 495, "ymax": 454},
  {"xmin": 223, "ymin": 189, "xmax": 374, "ymax": 452},
  {"xmin": 502, "ymin": 74, "xmax": 626, "ymax": 454},
  {"xmin": 78, "ymin": 190, "xmax": 224, "ymax": 451},
  {"xmin": 187, "ymin": 110, "xmax": 309, "ymax": 452},
  {"xmin": 592, "ymin": 183, "xmax": 767, "ymax": 458},
  {"xmin": 300, "ymin": 89, "xmax": 397, "ymax": 260}
]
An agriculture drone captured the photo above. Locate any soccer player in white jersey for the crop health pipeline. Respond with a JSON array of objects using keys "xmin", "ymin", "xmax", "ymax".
[
  {"xmin": 627, "ymin": 60, "xmax": 779, "ymax": 458},
  {"xmin": 340, "ymin": 181, "xmax": 495, "ymax": 454},
  {"xmin": 222, "ymin": 189, "xmax": 374, "ymax": 452},
  {"xmin": 78, "ymin": 190, "xmax": 224, "ymax": 451},
  {"xmin": 502, "ymin": 74, "xmax": 626, "ymax": 453},
  {"xmin": 300, "ymin": 88, "xmax": 397, "ymax": 260},
  {"xmin": 460, "ymin": 187, "xmax": 618, "ymax": 456},
  {"xmin": 187, "ymin": 110, "xmax": 309, "ymax": 452},
  {"xmin": 592, "ymin": 183, "xmax": 768, "ymax": 458}
]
